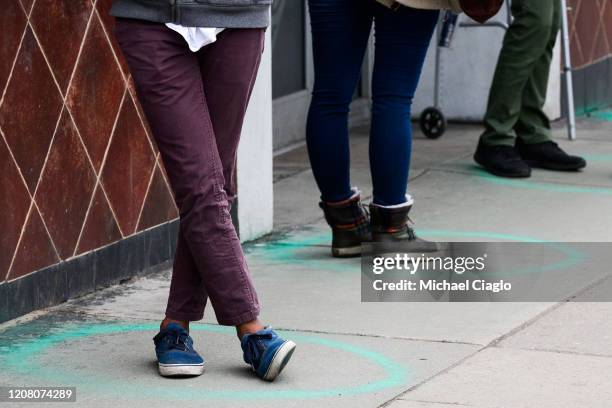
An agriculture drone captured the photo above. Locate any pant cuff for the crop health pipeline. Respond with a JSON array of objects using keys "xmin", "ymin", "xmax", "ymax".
[
  {"xmin": 165, "ymin": 309, "xmax": 205, "ymax": 322},
  {"xmin": 215, "ymin": 308, "xmax": 260, "ymax": 326},
  {"xmin": 517, "ymin": 134, "xmax": 552, "ymax": 144},
  {"xmin": 480, "ymin": 134, "xmax": 515, "ymax": 146}
]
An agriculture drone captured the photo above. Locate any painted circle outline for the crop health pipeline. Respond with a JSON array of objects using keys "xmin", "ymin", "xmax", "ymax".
[
  {"xmin": 257, "ymin": 230, "xmax": 585, "ymax": 277},
  {"xmin": 2, "ymin": 232, "xmax": 586, "ymax": 399},
  {"xmin": 2, "ymin": 323, "xmax": 408, "ymax": 401}
]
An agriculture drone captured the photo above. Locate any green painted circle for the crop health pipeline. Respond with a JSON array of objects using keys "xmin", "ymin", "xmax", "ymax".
[
  {"xmin": 1, "ymin": 323, "xmax": 408, "ymax": 400},
  {"xmin": 468, "ymin": 165, "xmax": 612, "ymax": 196},
  {"xmin": 255, "ymin": 229, "xmax": 585, "ymax": 277}
]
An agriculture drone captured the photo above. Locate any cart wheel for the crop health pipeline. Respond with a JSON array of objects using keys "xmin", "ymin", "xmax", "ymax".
[{"xmin": 420, "ymin": 107, "xmax": 447, "ymax": 139}]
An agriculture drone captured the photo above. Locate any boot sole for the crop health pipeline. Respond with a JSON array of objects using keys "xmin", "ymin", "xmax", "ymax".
[
  {"xmin": 482, "ymin": 167, "xmax": 531, "ymax": 178},
  {"xmin": 474, "ymin": 156, "xmax": 531, "ymax": 178},
  {"xmin": 332, "ymin": 245, "xmax": 362, "ymax": 258},
  {"xmin": 263, "ymin": 340, "xmax": 296, "ymax": 382},
  {"xmin": 524, "ymin": 160, "xmax": 586, "ymax": 172}
]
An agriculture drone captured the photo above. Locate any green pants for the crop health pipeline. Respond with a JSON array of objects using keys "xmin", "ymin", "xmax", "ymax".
[{"xmin": 481, "ymin": 0, "xmax": 560, "ymax": 146}]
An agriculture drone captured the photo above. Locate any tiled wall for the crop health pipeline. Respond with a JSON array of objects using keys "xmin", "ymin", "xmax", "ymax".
[
  {"xmin": 566, "ymin": 0, "xmax": 612, "ymax": 110},
  {"xmin": 568, "ymin": 0, "xmax": 612, "ymax": 69},
  {"xmin": 0, "ymin": 0, "xmax": 178, "ymax": 285}
]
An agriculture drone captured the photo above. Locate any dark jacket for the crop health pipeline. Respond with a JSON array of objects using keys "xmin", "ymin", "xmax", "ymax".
[{"xmin": 110, "ymin": 0, "xmax": 272, "ymax": 28}]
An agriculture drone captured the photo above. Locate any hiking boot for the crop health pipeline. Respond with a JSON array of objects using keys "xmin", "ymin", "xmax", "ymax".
[
  {"xmin": 369, "ymin": 198, "xmax": 437, "ymax": 252},
  {"xmin": 319, "ymin": 189, "xmax": 371, "ymax": 257}
]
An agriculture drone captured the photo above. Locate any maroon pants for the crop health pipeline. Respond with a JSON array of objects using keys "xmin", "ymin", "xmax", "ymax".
[{"xmin": 115, "ymin": 18, "xmax": 263, "ymax": 325}]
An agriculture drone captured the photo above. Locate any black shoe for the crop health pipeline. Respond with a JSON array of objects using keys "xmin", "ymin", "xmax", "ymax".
[
  {"xmin": 474, "ymin": 141, "xmax": 531, "ymax": 178},
  {"xmin": 516, "ymin": 139, "xmax": 587, "ymax": 171},
  {"xmin": 369, "ymin": 201, "xmax": 438, "ymax": 252},
  {"xmin": 320, "ymin": 189, "xmax": 371, "ymax": 258}
]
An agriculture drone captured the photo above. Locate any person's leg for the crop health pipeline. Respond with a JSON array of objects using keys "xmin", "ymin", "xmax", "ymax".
[
  {"xmin": 195, "ymin": 29, "xmax": 300, "ymax": 368},
  {"xmin": 114, "ymin": 19, "xmax": 211, "ymax": 377},
  {"xmin": 370, "ymin": 3, "xmax": 438, "ymax": 206},
  {"xmin": 306, "ymin": 0, "xmax": 374, "ymax": 258},
  {"xmin": 306, "ymin": 0, "xmax": 373, "ymax": 203},
  {"xmin": 195, "ymin": 28, "xmax": 266, "ymax": 337},
  {"xmin": 115, "ymin": 19, "xmax": 260, "ymax": 330},
  {"xmin": 474, "ymin": 0, "xmax": 557, "ymax": 178},
  {"xmin": 365, "ymin": 4, "xmax": 438, "ymax": 251},
  {"xmin": 116, "ymin": 20, "xmax": 295, "ymax": 381},
  {"xmin": 512, "ymin": 1, "xmax": 586, "ymax": 171},
  {"xmin": 480, "ymin": 0, "xmax": 555, "ymax": 146},
  {"xmin": 162, "ymin": 231, "xmax": 207, "ymax": 331},
  {"xmin": 514, "ymin": 0, "xmax": 560, "ymax": 144},
  {"xmin": 196, "ymin": 29, "xmax": 264, "ymax": 206}
]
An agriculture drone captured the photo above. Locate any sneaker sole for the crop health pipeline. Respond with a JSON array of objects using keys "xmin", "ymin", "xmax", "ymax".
[
  {"xmin": 262, "ymin": 340, "xmax": 296, "ymax": 382},
  {"xmin": 158, "ymin": 362, "xmax": 205, "ymax": 377},
  {"xmin": 332, "ymin": 245, "xmax": 362, "ymax": 258}
]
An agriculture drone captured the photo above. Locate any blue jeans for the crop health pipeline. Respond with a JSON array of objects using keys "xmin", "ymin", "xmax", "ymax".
[{"xmin": 306, "ymin": 0, "xmax": 438, "ymax": 205}]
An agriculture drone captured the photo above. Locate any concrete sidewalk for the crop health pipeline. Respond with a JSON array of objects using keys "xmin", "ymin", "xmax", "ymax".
[{"xmin": 1, "ymin": 117, "xmax": 612, "ymax": 407}]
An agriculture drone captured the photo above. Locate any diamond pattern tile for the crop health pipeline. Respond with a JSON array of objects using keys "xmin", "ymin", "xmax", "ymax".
[
  {"xmin": 0, "ymin": 0, "xmax": 27, "ymax": 95},
  {"xmin": 101, "ymin": 95, "xmax": 157, "ymax": 236},
  {"xmin": 568, "ymin": 0, "xmax": 612, "ymax": 68},
  {"xmin": 18, "ymin": 0, "xmax": 34, "ymax": 15},
  {"xmin": 0, "ymin": 28, "xmax": 63, "ymax": 193},
  {"xmin": 76, "ymin": 185, "xmax": 122, "ymax": 255},
  {"xmin": 592, "ymin": 24, "xmax": 609, "ymax": 61},
  {"xmin": 66, "ymin": 14, "xmax": 125, "ymax": 172},
  {"xmin": 570, "ymin": 31, "xmax": 584, "ymax": 68},
  {"xmin": 30, "ymin": 0, "xmax": 93, "ymax": 93},
  {"xmin": 604, "ymin": 1, "xmax": 612, "ymax": 50},
  {"xmin": 0, "ymin": 136, "xmax": 31, "ymax": 282},
  {"xmin": 127, "ymin": 76, "xmax": 157, "ymax": 154},
  {"xmin": 35, "ymin": 110, "xmax": 97, "ymax": 259},
  {"xmin": 137, "ymin": 164, "xmax": 179, "ymax": 231},
  {"xmin": 95, "ymin": 0, "xmax": 130, "ymax": 77},
  {"xmin": 8, "ymin": 207, "xmax": 59, "ymax": 281},
  {"xmin": 0, "ymin": 4, "xmax": 180, "ymax": 282}
]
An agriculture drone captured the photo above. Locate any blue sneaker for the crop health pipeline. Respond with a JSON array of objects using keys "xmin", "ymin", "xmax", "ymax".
[
  {"xmin": 241, "ymin": 327, "xmax": 296, "ymax": 381},
  {"xmin": 153, "ymin": 323, "xmax": 205, "ymax": 377}
]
